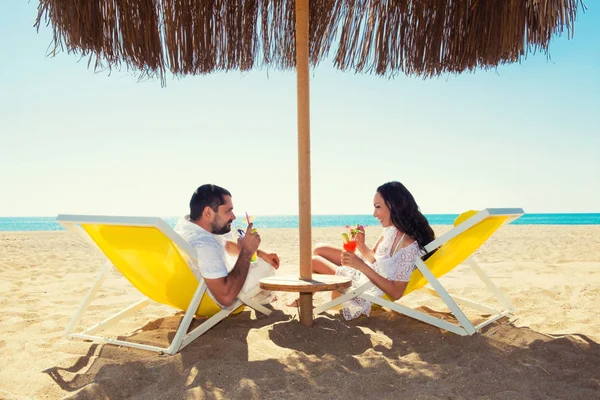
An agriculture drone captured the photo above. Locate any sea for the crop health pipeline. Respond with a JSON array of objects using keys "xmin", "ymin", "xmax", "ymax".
[{"xmin": 0, "ymin": 214, "xmax": 599, "ymax": 232}]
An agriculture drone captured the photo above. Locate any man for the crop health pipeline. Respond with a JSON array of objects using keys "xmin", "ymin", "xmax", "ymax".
[{"xmin": 174, "ymin": 184, "xmax": 279, "ymax": 307}]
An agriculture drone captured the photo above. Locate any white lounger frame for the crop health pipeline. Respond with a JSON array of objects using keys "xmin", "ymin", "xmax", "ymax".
[
  {"xmin": 57, "ymin": 214, "xmax": 272, "ymax": 355},
  {"xmin": 314, "ymin": 208, "xmax": 524, "ymax": 336}
]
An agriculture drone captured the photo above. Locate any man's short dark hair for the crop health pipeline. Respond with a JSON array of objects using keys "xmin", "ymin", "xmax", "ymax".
[{"xmin": 189, "ymin": 184, "xmax": 232, "ymax": 221}]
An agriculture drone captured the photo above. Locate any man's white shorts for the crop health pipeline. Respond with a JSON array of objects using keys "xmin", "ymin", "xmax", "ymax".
[{"xmin": 240, "ymin": 258, "xmax": 276, "ymax": 304}]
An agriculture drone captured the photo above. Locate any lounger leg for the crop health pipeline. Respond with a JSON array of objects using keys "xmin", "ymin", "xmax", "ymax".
[
  {"xmin": 239, "ymin": 294, "xmax": 272, "ymax": 316},
  {"xmin": 362, "ymin": 294, "xmax": 469, "ymax": 335},
  {"xmin": 68, "ymin": 334, "xmax": 171, "ymax": 353},
  {"xmin": 82, "ymin": 298, "xmax": 150, "ymax": 335},
  {"xmin": 465, "ymin": 258, "xmax": 515, "ymax": 311},
  {"xmin": 417, "ymin": 287, "xmax": 501, "ymax": 315},
  {"xmin": 173, "ymin": 284, "xmax": 263, "ymax": 354},
  {"xmin": 413, "ymin": 259, "xmax": 477, "ymax": 335},
  {"xmin": 64, "ymin": 261, "xmax": 111, "ymax": 337},
  {"xmin": 474, "ymin": 311, "xmax": 513, "ymax": 331},
  {"xmin": 167, "ymin": 281, "xmax": 211, "ymax": 354},
  {"xmin": 179, "ymin": 305, "xmax": 237, "ymax": 351}
]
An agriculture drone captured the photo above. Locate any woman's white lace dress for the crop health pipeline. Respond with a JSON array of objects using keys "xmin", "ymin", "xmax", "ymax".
[{"xmin": 335, "ymin": 226, "xmax": 422, "ymax": 320}]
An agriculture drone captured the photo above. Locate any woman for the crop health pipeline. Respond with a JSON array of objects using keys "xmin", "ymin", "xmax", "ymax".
[{"xmin": 291, "ymin": 181, "xmax": 435, "ymax": 320}]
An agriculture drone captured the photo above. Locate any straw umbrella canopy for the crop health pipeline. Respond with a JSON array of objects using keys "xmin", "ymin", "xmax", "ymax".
[{"xmin": 35, "ymin": 0, "xmax": 584, "ymax": 325}]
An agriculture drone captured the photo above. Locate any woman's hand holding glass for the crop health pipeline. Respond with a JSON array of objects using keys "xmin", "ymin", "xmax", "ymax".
[{"xmin": 341, "ymin": 250, "xmax": 366, "ymax": 271}]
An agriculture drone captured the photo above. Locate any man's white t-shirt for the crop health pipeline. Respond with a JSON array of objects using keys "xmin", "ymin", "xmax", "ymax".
[
  {"xmin": 174, "ymin": 215, "xmax": 275, "ymax": 305},
  {"xmin": 174, "ymin": 216, "xmax": 232, "ymax": 281}
]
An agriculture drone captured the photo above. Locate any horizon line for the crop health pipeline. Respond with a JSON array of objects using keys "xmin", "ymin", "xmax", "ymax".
[{"xmin": 2, "ymin": 212, "xmax": 600, "ymax": 218}]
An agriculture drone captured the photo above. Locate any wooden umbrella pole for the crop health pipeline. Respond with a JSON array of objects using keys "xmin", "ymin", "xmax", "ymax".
[{"xmin": 295, "ymin": 0, "xmax": 313, "ymax": 326}]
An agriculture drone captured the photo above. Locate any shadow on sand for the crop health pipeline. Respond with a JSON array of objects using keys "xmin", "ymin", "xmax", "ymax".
[{"xmin": 44, "ymin": 306, "xmax": 600, "ymax": 400}]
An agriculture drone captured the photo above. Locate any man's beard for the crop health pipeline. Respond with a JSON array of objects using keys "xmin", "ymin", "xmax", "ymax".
[{"xmin": 211, "ymin": 219, "xmax": 232, "ymax": 235}]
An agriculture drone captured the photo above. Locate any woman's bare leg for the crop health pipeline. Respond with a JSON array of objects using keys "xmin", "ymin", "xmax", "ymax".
[
  {"xmin": 311, "ymin": 256, "xmax": 337, "ymax": 275},
  {"xmin": 313, "ymin": 243, "xmax": 343, "ymax": 266}
]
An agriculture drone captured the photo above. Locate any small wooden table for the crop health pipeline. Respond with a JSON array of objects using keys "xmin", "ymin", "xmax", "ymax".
[{"xmin": 260, "ymin": 274, "xmax": 352, "ymax": 326}]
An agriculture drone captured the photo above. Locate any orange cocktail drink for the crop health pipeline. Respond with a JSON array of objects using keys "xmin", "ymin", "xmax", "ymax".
[
  {"xmin": 342, "ymin": 225, "xmax": 364, "ymax": 253},
  {"xmin": 342, "ymin": 239, "xmax": 357, "ymax": 252}
]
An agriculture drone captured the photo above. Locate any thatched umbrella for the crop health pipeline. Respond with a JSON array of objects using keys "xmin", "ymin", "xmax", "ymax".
[{"xmin": 35, "ymin": 0, "xmax": 584, "ymax": 325}]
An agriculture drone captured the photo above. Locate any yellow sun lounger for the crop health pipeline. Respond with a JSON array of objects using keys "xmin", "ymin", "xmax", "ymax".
[
  {"xmin": 314, "ymin": 208, "xmax": 524, "ymax": 335},
  {"xmin": 57, "ymin": 214, "xmax": 272, "ymax": 355}
]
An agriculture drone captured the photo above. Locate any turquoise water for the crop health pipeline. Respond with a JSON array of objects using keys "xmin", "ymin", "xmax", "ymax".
[{"xmin": 0, "ymin": 214, "xmax": 599, "ymax": 232}]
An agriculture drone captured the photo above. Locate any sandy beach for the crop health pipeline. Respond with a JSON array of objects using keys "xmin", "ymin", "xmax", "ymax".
[{"xmin": 1, "ymin": 225, "xmax": 599, "ymax": 399}]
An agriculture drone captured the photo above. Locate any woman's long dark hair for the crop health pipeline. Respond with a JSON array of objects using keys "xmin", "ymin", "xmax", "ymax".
[{"xmin": 377, "ymin": 181, "xmax": 435, "ymax": 255}]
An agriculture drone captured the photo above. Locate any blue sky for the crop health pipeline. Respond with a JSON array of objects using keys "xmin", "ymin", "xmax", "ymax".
[{"xmin": 1, "ymin": 2, "xmax": 598, "ymax": 217}]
